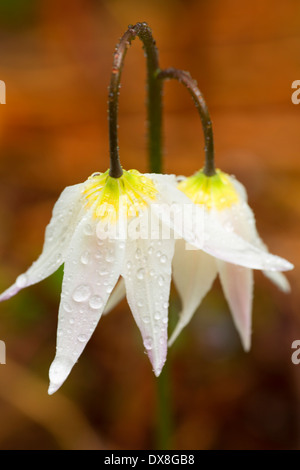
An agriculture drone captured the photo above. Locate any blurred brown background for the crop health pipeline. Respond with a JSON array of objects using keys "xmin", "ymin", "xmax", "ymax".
[{"xmin": 0, "ymin": 0, "xmax": 300, "ymax": 450}]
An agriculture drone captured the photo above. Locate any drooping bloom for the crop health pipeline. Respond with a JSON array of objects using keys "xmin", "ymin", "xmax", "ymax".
[
  {"xmin": 169, "ymin": 169, "xmax": 293, "ymax": 350},
  {"xmin": 0, "ymin": 169, "xmax": 293, "ymax": 394}
]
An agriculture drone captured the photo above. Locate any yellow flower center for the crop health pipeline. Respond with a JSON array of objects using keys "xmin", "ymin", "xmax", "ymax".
[
  {"xmin": 83, "ymin": 169, "xmax": 158, "ymax": 223},
  {"xmin": 178, "ymin": 169, "xmax": 239, "ymax": 210}
]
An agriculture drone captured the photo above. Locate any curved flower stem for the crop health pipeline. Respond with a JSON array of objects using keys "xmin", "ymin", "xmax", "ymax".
[
  {"xmin": 158, "ymin": 68, "xmax": 216, "ymax": 177},
  {"xmin": 108, "ymin": 22, "xmax": 163, "ymax": 177}
]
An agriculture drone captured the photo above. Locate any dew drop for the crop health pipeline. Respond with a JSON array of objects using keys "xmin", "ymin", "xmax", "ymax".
[
  {"xmin": 105, "ymin": 250, "xmax": 115, "ymax": 263},
  {"xmin": 147, "ymin": 246, "xmax": 154, "ymax": 255},
  {"xmin": 63, "ymin": 302, "xmax": 73, "ymax": 313},
  {"xmin": 84, "ymin": 224, "xmax": 93, "ymax": 236},
  {"xmin": 127, "ymin": 261, "xmax": 132, "ymax": 270},
  {"xmin": 149, "ymin": 269, "xmax": 155, "ymax": 277},
  {"xmin": 137, "ymin": 268, "xmax": 145, "ymax": 280},
  {"xmin": 72, "ymin": 285, "xmax": 92, "ymax": 302},
  {"xmin": 156, "ymin": 251, "xmax": 162, "ymax": 258},
  {"xmin": 89, "ymin": 295, "xmax": 103, "ymax": 309},
  {"xmin": 49, "ymin": 357, "xmax": 73, "ymax": 386},
  {"xmin": 77, "ymin": 334, "xmax": 88, "ymax": 343},
  {"xmin": 158, "ymin": 276, "xmax": 164, "ymax": 287},
  {"xmin": 69, "ymin": 318, "xmax": 75, "ymax": 325},
  {"xmin": 142, "ymin": 315, "xmax": 150, "ymax": 324},
  {"xmin": 80, "ymin": 251, "xmax": 90, "ymax": 265},
  {"xmin": 135, "ymin": 248, "xmax": 141, "ymax": 259},
  {"xmin": 106, "ymin": 285, "xmax": 114, "ymax": 294},
  {"xmin": 137, "ymin": 301, "xmax": 144, "ymax": 308},
  {"xmin": 16, "ymin": 274, "xmax": 27, "ymax": 288},
  {"xmin": 99, "ymin": 268, "xmax": 109, "ymax": 276},
  {"xmin": 56, "ymin": 253, "xmax": 63, "ymax": 264},
  {"xmin": 143, "ymin": 336, "xmax": 153, "ymax": 350},
  {"xmin": 154, "ymin": 311, "xmax": 161, "ymax": 320},
  {"xmin": 160, "ymin": 255, "xmax": 167, "ymax": 264}
]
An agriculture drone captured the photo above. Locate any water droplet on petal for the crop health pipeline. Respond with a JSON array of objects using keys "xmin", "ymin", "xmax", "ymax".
[
  {"xmin": 106, "ymin": 251, "xmax": 115, "ymax": 263},
  {"xmin": 56, "ymin": 253, "xmax": 63, "ymax": 264},
  {"xmin": 106, "ymin": 285, "xmax": 114, "ymax": 294},
  {"xmin": 144, "ymin": 336, "xmax": 153, "ymax": 350},
  {"xmin": 137, "ymin": 301, "xmax": 144, "ymax": 308},
  {"xmin": 80, "ymin": 251, "xmax": 90, "ymax": 265},
  {"xmin": 89, "ymin": 295, "xmax": 103, "ymax": 309},
  {"xmin": 127, "ymin": 261, "xmax": 132, "ymax": 270},
  {"xmin": 63, "ymin": 302, "xmax": 73, "ymax": 313},
  {"xmin": 49, "ymin": 357, "xmax": 73, "ymax": 386},
  {"xmin": 160, "ymin": 255, "xmax": 167, "ymax": 264},
  {"xmin": 135, "ymin": 248, "xmax": 141, "ymax": 259},
  {"xmin": 72, "ymin": 285, "xmax": 92, "ymax": 302},
  {"xmin": 16, "ymin": 274, "xmax": 27, "ymax": 288},
  {"xmin": 137, "ymin": 268, "xmax": 145, "ymax": 280},
  {"xmin": 154, "ymin": 311, "xmax": 161, "ymax": 320},
  {"xmin": 158, "ymin": 276, "xmax": 164, "ymax": 287},
  {"xmin": 78, "ymin": 334, "xmax": 88, "ymax": 343},
  {"xmin": 142, "ymin": 315, "xmax": 150, "ymax": 324},
  {"xmin": 84, "ymin": 224, "xmax": 93, "ymax": 236}
]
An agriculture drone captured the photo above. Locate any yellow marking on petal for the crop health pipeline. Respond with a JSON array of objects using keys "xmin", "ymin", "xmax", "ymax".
[
  {"xmin": 83, "ymin": 169, "xmax": 157, "ymax": 223},
  {"xmin": 178, "ymin": 169, "xmax": 239, "ymax": 210}
]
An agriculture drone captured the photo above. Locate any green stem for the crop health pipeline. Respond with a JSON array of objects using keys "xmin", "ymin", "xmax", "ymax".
[
  {"xmin": 156, "ymin": 365, "xmax": 172, "ymax": 450},
  {"xmin": 158, "ymin": 68, "xmax": 216, "ymax": 176},
  {"xmin": 108, "ymin": 22, "xmax": 163, "ymax": 177}
]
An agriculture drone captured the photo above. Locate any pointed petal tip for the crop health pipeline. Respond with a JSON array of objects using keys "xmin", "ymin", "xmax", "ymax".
[
  {"xmin": 47, "ymin": 383, "xmax": 61, "ymax": 395},
  {"xmin": 241, "ymin": 333, "xmax": 251, "ymax": 353},
  {"xmin": 0, "ymin": 283, "xmax": 21, "ymax": 303},
  {"xmin": 153, "ymin": 364, "xmax": 164, "ymax": 377},
  {"xmin": 168, "ymin": 319, "xmax": 187, "ymax": 348},
  {"xmin": 48, "ymin": 356, "xmax": 74, "ymax": 395}
]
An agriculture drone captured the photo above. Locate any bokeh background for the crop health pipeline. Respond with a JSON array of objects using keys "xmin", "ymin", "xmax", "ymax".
[{"xmin": 0, "ymin": 0, "xmax": 300, "ymax": 450}]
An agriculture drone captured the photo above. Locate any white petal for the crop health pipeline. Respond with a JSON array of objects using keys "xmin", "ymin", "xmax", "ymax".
[
  {"xmin": 262, "ymin": 270, "xmax": 291, "ymax": 293},
  {"xmin": 103, "ymin": 277, "xmax": 126, "ymax": 315},
  {"xmin": 0, "ymin": 184, "xmax": 84, "ymax": 302},
  {"xmin": 149, "ymin": 177, "xmax": 292, "ymax": 272},
  {"xmin": 228, "ymin": 175, "xmax": 293, "ymax": 277},
  {"xmin": 48, "ymin": 210, "xmax": 125, "ymax": 394},
  {"xmin": 122, "ymin": 229, "xmax": 175, "ymax": 377},
  {"xmin": 217, "ymin": 260, "xmax": 253, "ymax": 351},
  {"xmin": 202, "ymin": 210, "xmax": 293, "ymax": 271},
  {"xmin": 169, "ymin": 240, "xmax": 217, "ymax": 346}
]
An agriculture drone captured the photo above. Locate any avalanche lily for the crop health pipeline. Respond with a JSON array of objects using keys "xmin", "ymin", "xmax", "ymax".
[
  {"xmin": 169, "ymin": 169, "xmax": 293, "ymax": 350},
  {"xmin": 0, "ymin": 168, "xmax": 292, "ymax": 394}
]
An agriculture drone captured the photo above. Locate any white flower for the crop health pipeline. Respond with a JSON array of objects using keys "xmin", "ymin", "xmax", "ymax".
[
  {"xmin": 168, "ymin": 169, "xmax": 293, "ymax": 350},
  {"xmin": 0, "ymin": 168, "xmax": 293, "ymax": 394}
]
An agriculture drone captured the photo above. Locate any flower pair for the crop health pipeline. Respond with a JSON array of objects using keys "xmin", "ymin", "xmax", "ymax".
[{"xmin": 0, "ymin": 167, "xmax": 293, "ymax": 394}]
